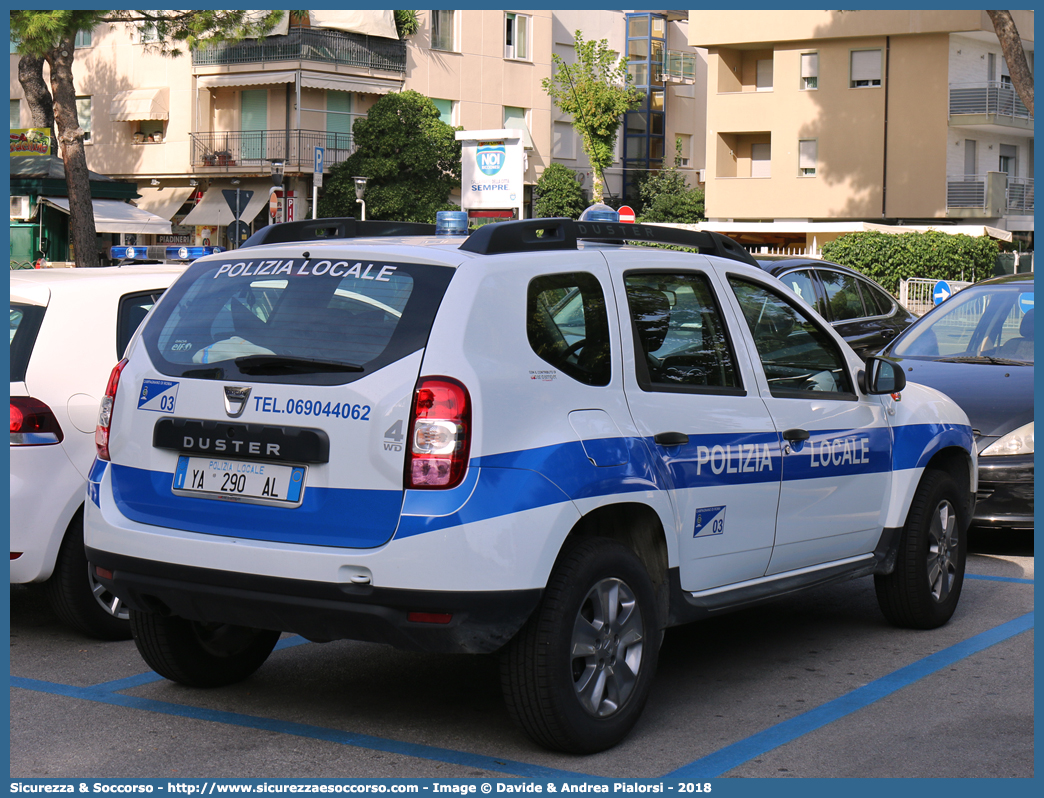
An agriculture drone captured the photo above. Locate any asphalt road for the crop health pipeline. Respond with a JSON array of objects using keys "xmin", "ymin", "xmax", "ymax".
[{"xmin": 9, "ymin": 531, "xmax": 1033, "ymax": 781}]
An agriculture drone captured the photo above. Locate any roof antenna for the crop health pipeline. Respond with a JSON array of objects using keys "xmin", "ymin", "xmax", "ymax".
[{"xmin": 562, "ymin": 64, "xmax": 615, "ymax": 203}]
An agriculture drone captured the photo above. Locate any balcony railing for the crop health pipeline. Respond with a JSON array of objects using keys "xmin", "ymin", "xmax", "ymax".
[
  {"xmin": 946, "ymin": 174, "xmax": 1033, "ymax": 214},
  {"xmin": 1007, "ymin": 177, "xmax": 1034, "ymax": 213},
  {"xmin": 190, "ymin": 129, "xmax": 357, "ymax": 170},
  {"xmin": 949, "ymin": 81, "xmax": 1032, "ymax": 122},
  {"xmin": 191, "ymin": 27, "xmax": 407, "ymax": 73},
  {"xmin": 662, "ymin": 50, "xmax": 696, "ymax": 82},
  {"xmin": 946, "ymin": 175, "xmax": 987, "ymax": 209}
]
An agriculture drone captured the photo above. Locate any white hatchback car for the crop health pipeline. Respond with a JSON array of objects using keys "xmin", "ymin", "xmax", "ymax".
[
  {"xmin": 85, "ymin": 214, "xmax": 977, "ymax": 751},
  {"xmin": 10, "ymin": 265, "xmax": 188, "ymax": 639}
]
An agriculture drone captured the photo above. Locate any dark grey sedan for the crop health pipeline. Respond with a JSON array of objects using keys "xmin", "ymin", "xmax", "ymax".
[
  {"xmin": 880, "ymin": 273, "xmax": 1033, "ymax": 531},
  {"xmin": 757, "ymin": 258, "xmax": 917, "ymax": 359}
]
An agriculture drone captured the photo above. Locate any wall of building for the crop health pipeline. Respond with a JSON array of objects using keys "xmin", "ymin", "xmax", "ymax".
[
  {"xmin": 405, "ymin": 9, "xmax": 553, "ymax": 185},
  {"xmin": 882, "ymin": 33, "xmax": 950, "ymax": 219},
  {"xmin": 689, "ymin": 10, "xmax": 1032, "ymax": 49}
]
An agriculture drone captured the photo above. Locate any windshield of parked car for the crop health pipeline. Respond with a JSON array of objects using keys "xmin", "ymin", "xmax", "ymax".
[{"xmin": 893, "ymin": 284, "xmax": 1033, "ymax": 364}]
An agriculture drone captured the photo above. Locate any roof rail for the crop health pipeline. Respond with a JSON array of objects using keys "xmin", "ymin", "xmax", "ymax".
[
  {"xmin": 459, "ymin": 217, "xmax": 758, "ymax": 267},
  {"xmin": 241, "ymin": 218, "xmax": 437, "ymax": 248}
]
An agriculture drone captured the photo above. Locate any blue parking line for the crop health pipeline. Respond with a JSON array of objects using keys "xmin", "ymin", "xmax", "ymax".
[
  {"xmin": 12, "ymin": 590, "xmax": 1033, "ymax": 777},
  {"xmin": 666, "ymin": 612, "xmax": 1034, "ymax": 779},
  {"xmin": 92, "ymin": 636, "xmax": 311, "ymax": 692},
  {"xmin": 11, "ymin": 676, "xmax": 586, "ymax": 779},
  {"xmin": 965, "ymin": 573, "xmax": 1034, "ymax": 584}
]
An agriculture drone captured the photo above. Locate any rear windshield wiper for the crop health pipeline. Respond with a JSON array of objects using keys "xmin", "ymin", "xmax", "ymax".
[
  {"xmin": 935, "ymin": 355, "xmax": 1031, "ymax": 366},
  {"xmin": 234, "ymin": 354, "xmax": 365, "ymax": 375}
]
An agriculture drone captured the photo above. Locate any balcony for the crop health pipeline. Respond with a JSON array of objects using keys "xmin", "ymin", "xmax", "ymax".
[
  {"xmin": 946, "ymin": 172, "xmax": 1033, "ymax": 216},
  {"xmin": 661, "ymin": 50, "xmax": 697, "ymax": 83},
  {"xmin": 1007, "ymin": 177, "xmax": 1034, "ymax": 213},
  {"xmin": 190, "ymin": 129, "xmax": 356, "ymax": 171},
  {"xmin": 949, "ymin": 82, "xmax": 1033, "ymax": 134},
  {"xmin": 191, "ymin": 27, "xmax": 407, "ymax": 74}
]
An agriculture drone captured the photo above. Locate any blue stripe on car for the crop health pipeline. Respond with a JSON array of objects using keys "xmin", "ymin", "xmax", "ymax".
[{"xmin": 107, "ymin": 423, "xmax": 971, "ymax": 547}]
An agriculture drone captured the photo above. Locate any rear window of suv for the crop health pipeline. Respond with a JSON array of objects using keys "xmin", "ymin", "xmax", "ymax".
[{"xmin": 141, "ymin": 256, "xmax": 454, "ymax": 385}]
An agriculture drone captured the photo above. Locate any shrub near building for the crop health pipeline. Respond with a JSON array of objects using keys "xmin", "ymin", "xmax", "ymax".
[
  {"xmin": 534, "ymin": 163, "xmax": 587, "ymax": 219},
  {"xmin": 821, "ymin": 231, "xmax": 1000, "ymax": 296}
]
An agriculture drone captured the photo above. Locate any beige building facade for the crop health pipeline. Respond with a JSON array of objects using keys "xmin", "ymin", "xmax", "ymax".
[
  {"xmin": 11, "ymin": 9, "xmax": 706, "ymax": 251},
  {"xmin": 9, "ymin": 11, "xmax": 557, "ymax": 246},
  {"xmin": 690, "ymin": 10, "xmax": 1033, "ymax": 249}
]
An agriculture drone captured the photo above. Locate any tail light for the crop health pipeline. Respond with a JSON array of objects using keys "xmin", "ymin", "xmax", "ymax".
[
  {"xmin": 95, "ymin": 359, "xmax": 128, "ymax": 461},
  {"xmin": 407, "ymin": 377, "xmax": 471, "ymax": 489},
  {"xmin": 10, "ymin": 397, "xmax": 64, "ymax": 445}
]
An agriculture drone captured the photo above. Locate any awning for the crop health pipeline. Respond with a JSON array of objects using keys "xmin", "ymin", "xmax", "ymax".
[
  {"xmin": 300, "ymin": 71, "xmax": 399, "ymax": 95},
  {"xmin": 309, "ymin": 10, "xmax": 398, "ymax": 39},
  {"xmin": 133, "ymin": 186, "xmax": 195, "ymax": 221},
  {"xmin": 197, "ymin": 71, "xmax": 297, "ymax": 89},
  {"xmin": 110, "ymin": 88, "xmax": 170, "ymax": 121},
  {"xmin": 242, "ymin": 10, "xmax": 290, "ymax": 38},
  {"xmin": 40, "ymin": 197, "xmax": 173, "ymax": 235},
  {"xmin": 180, "ymin": 180, "xmax": 272, "ymax": 227}
]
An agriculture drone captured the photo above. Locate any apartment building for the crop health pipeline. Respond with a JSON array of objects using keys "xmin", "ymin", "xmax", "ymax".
[
  {"xmin": 689, "ymin": 10, "xmax": 1033, "ymax": 250},
  {"xmin": 9, "ymin": 11, "xmax": 556, "ymax": 252},
  {"xmin": 550, "ymin": 10, "xmax": 706, "ymax": 204}
]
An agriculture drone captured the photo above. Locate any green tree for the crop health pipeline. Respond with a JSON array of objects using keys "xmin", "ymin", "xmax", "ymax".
[
  {"xmin": 534, "ymin": 163, "xmax": 586, "ymax": 219},
  {"xmin": 542, "ymin": 31, "xmax": 642, "ymax": 204},
  {"xmin": 318, "ymin": 91, "xmax": 461, "ymax": 224},
  {"xmin": 11, "ymin": 10, "xmax": 285, "ymax": 267}
]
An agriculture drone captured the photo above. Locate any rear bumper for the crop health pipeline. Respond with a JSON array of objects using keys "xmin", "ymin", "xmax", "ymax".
[
  {"xmin": 974, "ymin": 454, "xmax": 1033, "ymax": 530},
  {"xmin": 10, "ymin": 444, "xmax": 84, "ymax": 583},
  {"xmin": 86, "ymin": 547, "xmax": 541, "ymax": 654}
]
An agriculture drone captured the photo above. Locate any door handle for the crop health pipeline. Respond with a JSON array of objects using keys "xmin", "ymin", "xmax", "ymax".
[
  {"xmin": 654, "ymin": 431, "xmax": 689, "ymax": 446},
  {"xmin": 782, "ymin": 428, "xmax": 810, "ymax": 442}
]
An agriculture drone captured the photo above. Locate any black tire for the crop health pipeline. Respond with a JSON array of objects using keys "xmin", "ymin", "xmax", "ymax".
[
  {"xmin": 43, "ymin": 511, "xmax": 132, "ymax": 641},
  {"xmin": 130, "ymin": 610, "xmax": 281, "ymax": 687},
  {"xmin": 875, "ymin": 469, "xmax": 967, "ymax": 629},
  {"xmin": 501, "ymin": 537, "xmax": 662, "ymax": 753}
]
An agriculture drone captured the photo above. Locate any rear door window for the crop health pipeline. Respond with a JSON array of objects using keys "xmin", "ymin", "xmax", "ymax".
[
  {"xmin": 857, "ymin": 278, "xmax": 895, "ymax": 317},
  {"xmin": 142, "ymin": 256, "xmax": 454, "ymax": 385},
  {"xmin": 819, "ymin": 270, "xmax": 867, "ymax": 322},
  {"xmin": 527, "ymin": 272, "xmax": 611, "ymax": 386},
  {"xmin": 624, "ymin": 272, "xmax": 742, "ymax": 393}
]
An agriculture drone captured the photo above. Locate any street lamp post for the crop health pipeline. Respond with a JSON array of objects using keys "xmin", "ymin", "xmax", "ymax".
[{"xmin": 353, "ymin": 176, "xmax": 368, "ymax": 221}]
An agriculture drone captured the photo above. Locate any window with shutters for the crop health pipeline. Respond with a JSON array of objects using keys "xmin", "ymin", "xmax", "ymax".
[
  {"xmin": 850, "ymin": 49, "xmax": 882, "ymax": 88},
  {"xmin": 756, "ymin": 58, "xmax": 773, "ymax": 91},
  {"xmin": 800, "ymin": 52, "xmax": 818, "ymax": 90},
  {"xmin": 798, "ymin": 139, "xmax": 817, "ymax": 176}
]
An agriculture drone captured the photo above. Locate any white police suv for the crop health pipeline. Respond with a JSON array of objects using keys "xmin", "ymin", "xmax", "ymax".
[{"xmin": 84, "ymin": 213, "xmax": 976, "ymax": 753}]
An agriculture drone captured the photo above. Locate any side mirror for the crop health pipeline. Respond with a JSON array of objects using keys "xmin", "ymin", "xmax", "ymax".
[{"xmin": 862, "ymin": 356, "xmax": 907, "ymax": 395}]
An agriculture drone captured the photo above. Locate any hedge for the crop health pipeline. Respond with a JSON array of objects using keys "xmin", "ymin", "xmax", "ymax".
[{"xmin": 820, "ymin": 230, "xmax": 999, "ymax": 296}]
